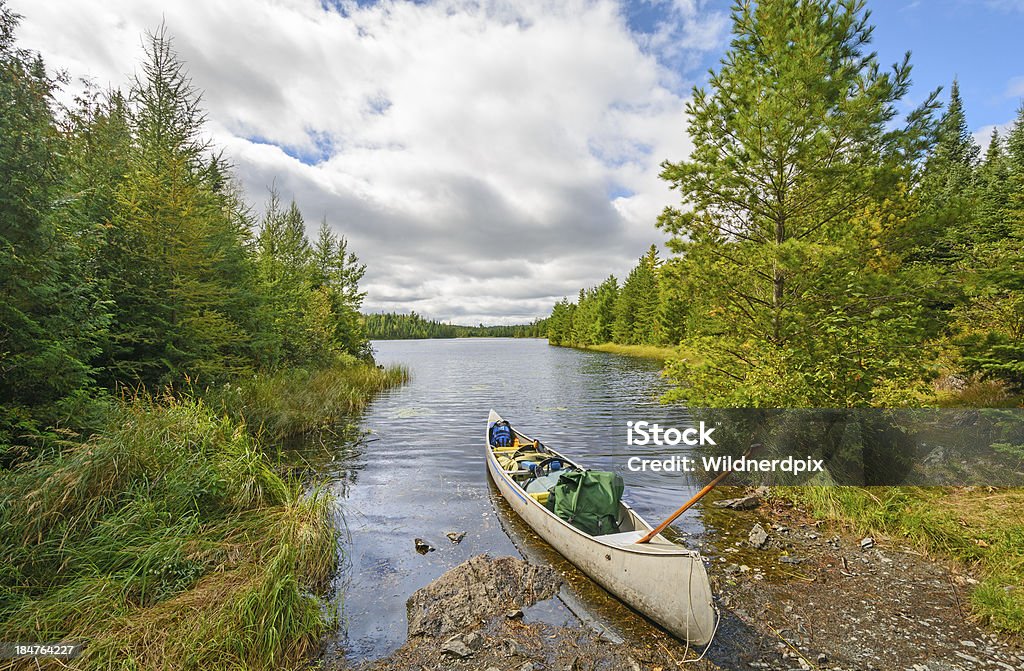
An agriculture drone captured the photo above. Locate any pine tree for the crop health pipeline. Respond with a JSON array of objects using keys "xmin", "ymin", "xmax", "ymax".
[{"xmin": 657, "ymin": 0, "xmax": 941, "ymax": 407}]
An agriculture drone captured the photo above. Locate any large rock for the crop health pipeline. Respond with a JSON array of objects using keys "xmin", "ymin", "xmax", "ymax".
[{"xmin": 406, "ymin": 554, "xmax": 561, "ymax": 638}]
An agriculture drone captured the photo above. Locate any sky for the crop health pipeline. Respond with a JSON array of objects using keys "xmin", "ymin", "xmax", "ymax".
[{"xmin": 10, "ymin": 0, "xmax": 1024, "ymax": 325}]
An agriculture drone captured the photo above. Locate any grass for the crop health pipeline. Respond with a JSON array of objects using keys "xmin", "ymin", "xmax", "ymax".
[
  {"xmin": 572, "ymin": 342, "xmax": 680, "ymax": 362},
  {"xmin": 778, "ymin": 486, "xmax": 1024, "ymax": 634},
  {"xmin": 208, "ymin": 359, "xmax": 409, "ymax": 440},
  {"xmin": 0, "ymin": 361, "xmax": 407, "ymax": 669}
]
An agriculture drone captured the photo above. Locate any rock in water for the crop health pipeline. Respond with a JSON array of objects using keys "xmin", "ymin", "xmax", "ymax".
[
  {"xmin": 414, "ymin": 538, "xmax": 435, "ymax": 554},
  {"xmin": 748, "ymin": 523, "xmax": 770, "ymax": 549},
  {"xmin": 406, "ymin": 554, "xmax": 561, "ymax": 638},
  {"xmin": 446, "ymin": 531, "xmax": 467, "ymax": 544}
]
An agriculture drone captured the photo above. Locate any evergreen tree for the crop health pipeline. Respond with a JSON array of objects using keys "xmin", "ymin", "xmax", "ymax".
[
  {"xmin": 612, "ymin": 247, "xmax": 660, "ymax": 345},
  {"xmin": 910, "ymin": 80, "xmax": 982, "ymax": 264},
  {"xmin": 0, "ymin": 5, "xmax": 106, "ymax": 456},
  {"xmin": 254, "ymin": 191, "xmax": 315, "ymax": 368},
  {"xmin": 631, "ymin": 246, "xmax": 662, "ymax": 345},
  {"xmin": 590, "ymin": 277, "xmax": 619, "ymax": 344},
  {"xmin": 657, "ymin": 0, "xmax": 941, "ymax": 407},
  {"xmin": 105, "ymin": 26, "xmax": 252, "ymax": 385},
  {"xmin": 312, "ymin": 218, "xmax": 369, "ymax": 358},
  {"xmin": 975, "ymin": 130, "xmax": 1012, "ymax": 237},
  {"xmin": 955, "ymin": 107, "xmax": 1024, "ymax": 391},
  {"xmin": 655, "ymin": 258, "xmax": 689, "ymax": 346}
]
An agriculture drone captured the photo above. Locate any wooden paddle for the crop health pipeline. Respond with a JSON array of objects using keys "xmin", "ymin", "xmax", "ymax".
[{"xmin": 635, "ymin": 443, "xmax": 763, "ymax": 544}]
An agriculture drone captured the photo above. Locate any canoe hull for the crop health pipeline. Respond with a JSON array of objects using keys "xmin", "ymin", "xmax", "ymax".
[{"xmin": 486, "ymin": 410, "xmax": 716, "ymax": 645}]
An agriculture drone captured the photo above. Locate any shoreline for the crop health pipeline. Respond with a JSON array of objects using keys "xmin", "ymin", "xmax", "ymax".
[
  {"xmin": 0, "ymin": 362, "xmax": 408, "ymax": 670},
  {"xmin": 559, "ymin": 342, "xmax": 678, "ymax": 362},
  {"xmin": 331, "ymin": 488, "xmax": 1023, "ymax": 671},
  {"xmin": 702, "ymin": 487, "xmax": 1024, "ymax": 670}
]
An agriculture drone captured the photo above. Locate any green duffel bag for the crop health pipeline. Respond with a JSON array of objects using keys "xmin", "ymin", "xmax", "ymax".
[{"xmin": 550, "ymin": 469, "xmax": 624, "ymax": 536}]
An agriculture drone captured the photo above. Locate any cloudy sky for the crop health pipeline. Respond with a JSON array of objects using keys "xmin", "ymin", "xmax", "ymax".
[{"xmin": 10, "ymin": 0, "xmax": 1024, "ymax": 324}]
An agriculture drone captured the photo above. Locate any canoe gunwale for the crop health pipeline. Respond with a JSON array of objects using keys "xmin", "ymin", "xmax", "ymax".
[{"xmin": 485, "ymin": 409, "xmax": 717, "ymax": 647}]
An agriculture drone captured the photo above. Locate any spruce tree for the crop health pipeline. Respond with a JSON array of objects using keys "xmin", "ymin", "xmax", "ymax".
[
  {"xmin": 0, "ymin": 6, "xmax": 105, "ymax": 457},
  {"xmin": 912, "ymin": 80, "xmax": 982, "ymax": 264},
  {"xmin": 956, "ymin": 106, "xmax": 1024, "ymax": 391}
]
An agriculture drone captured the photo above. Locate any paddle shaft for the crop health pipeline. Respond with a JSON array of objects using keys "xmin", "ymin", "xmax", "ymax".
[
  {"xmin": 634, "ymin": 469, "xmax": 732, "ymax": 544},
  {"xmin": 635, "ymin": 443, "xmax": 763, "ymax": 544}
]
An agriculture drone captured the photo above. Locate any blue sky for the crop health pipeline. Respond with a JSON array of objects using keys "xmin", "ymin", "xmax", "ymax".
[
  {"xmin": 626, "ymin": 0, "xmax": 1023, "ymax": 137},
  {"xmin": 15, "ymin": 0, "xmax": 1024, "ymax": 323},
  {"xmin": 866, "ymin": 0, "xmax": 1023, "ymax": 134}
]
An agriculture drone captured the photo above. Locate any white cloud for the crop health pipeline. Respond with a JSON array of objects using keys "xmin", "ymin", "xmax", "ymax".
[
  {"xmin": 1006, "ymin": 76, "xmax": 1024, "ymax": 99},
  {"xmin": 10, "ymin": 0, "xmax": 725, "ymax": 324},
  {"xmin": 985, "ymin": 0, "xmax": 1024, "ymax": 12},
  {"xmin": 974, "ymin": 120, "xmax": 1016, "ymax": 152}
]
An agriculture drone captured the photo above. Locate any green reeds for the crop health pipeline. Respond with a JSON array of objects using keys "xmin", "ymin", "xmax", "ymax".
[
  {"xmin": 0, "ymin": 396, "xmax": 341, "ymax": 670},
  {"xmin": 210, "ymin": 361, "xmax": 409, "ymax": 440}
]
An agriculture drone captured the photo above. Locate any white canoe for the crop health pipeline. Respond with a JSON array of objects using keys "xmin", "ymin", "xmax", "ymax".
[{"xmin": 485, "ymin": 409, "xmax": 717, "ymax": 646}]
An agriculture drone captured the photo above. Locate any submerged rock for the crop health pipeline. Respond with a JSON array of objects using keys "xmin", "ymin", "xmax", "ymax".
[{"xmin": 406, "ymin": 554, "xmax": 561, "ymax": 638}]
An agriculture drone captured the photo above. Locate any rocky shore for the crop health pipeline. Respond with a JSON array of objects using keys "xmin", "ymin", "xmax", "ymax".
[
  {"xmin": 330, "ymin": 492, "xmax": 1022, "ymax": 671},
  {"xmin": 336, "ymin": 554, "xmax": 717, "ymax": 671},
  {"xmin": 704, "ymin": 493, "xmax": 1023, "ymax": 671}
]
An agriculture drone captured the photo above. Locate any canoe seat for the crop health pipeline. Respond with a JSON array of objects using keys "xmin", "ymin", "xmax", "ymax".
[{"xmin": 528, "ymin": 491, "xmax": 550, "ymax": 505}]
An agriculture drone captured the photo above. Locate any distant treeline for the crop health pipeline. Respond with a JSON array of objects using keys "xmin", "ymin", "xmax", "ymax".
[
  {"xmin": 547, "ymin": 245, "xmax": 683, "ymax": 349},
  {"xmin": 548, "ymin": 1, "xmax": 1024, "ymax": 409},
  {"xmin": 364, "ymin": 311, "xmax": 548, "ymax": 339}
]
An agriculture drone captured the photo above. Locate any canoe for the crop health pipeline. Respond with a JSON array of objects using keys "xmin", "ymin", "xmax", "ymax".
[{"xmin": 485, "ymin": 409, "xmax": 717, "ymax": 646}]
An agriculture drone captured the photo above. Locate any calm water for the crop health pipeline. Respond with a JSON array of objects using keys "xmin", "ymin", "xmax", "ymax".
[{"xmin": 327, "ymin": 338, "xmax": 716, "ymax": 660}]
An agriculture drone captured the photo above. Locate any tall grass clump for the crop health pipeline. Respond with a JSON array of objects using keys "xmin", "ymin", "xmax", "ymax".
[
  {"xmin": 210, "ymin": 357, "xmax": 409, "ymax": 440},
  {"xmin": 0, "ymin": 396, "xmax": 339, "ymax": 670},
  {"xmin": 778, "ymin": 486, "xmax": 1024, "ymax": 634}
]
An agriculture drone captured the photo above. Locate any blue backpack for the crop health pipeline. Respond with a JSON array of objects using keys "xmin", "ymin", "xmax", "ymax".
[{"xmin": 490, "ymin": 421, "xmax": 514, "ymax": 447}]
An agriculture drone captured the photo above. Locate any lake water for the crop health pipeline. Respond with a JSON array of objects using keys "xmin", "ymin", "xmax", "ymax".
[{"xmin": 326, "ymin": 338, "xmax": 718, "ymax": 661}]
